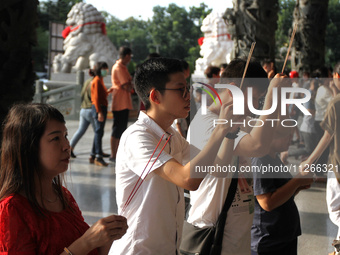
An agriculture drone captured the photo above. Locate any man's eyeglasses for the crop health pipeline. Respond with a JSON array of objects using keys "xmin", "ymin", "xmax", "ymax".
[{"xmin": 158, "ymin": 86, "xmax": 190, "ymax": 98}]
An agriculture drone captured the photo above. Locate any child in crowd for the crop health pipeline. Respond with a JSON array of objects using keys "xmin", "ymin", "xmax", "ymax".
[
  {"xmin": 0, "ymin": 103, "xmax": 127, "ymax": 254},
  {"xmin": 251, "ymin": 132, "xmax": 313, "ymax": 255}
]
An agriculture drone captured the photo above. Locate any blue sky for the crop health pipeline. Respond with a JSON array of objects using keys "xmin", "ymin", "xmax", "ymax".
[{"xmin": 82, "ymin": 0, "xmax": 233, "ymax": 20}]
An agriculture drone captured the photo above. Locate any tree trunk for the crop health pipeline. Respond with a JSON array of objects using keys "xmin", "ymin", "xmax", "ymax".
[
  {"xmin": 224, "ymin": 0, "xmax": 279, "ymax": 62},
  {"xmin": 0, "ymin": 0, "xmax": 38, "ymax": 141},
  {"xmin": 291, "ymin": 0, "xmax": 329, "ymax": 73}
]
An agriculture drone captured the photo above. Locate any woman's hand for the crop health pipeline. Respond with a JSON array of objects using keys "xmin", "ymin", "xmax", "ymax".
[
  {"xmin": 82, "ymin": 215, "xmax": 128, "ymax": 250},
  {"xmin": 62, "ymin": 215, "xmax": 128, "ymax": 255},
  {"xmin": 98, "ymin": 112, "xmax": 104, "ymax": 122}
]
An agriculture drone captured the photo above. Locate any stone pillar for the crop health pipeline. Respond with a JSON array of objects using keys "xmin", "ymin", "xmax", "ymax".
[
  {"xmin": 0, "ymin": 0, "xmax": 38, "ymax": 141},
  {"xmin": 34, "ymin": 80, "xmax": 43, "ymax": 103},
  {"xmin": 223, "ymin": 0, "xmax": 279, "ymax": 62},
  {"xmin": 291, "ymin": 0, "xmax": 329, "ymax": 73}
]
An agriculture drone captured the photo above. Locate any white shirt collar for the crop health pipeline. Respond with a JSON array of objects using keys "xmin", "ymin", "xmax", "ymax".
[{"xmin": 138, "ymin": 111, "xmax": 172, "ymax": 139}]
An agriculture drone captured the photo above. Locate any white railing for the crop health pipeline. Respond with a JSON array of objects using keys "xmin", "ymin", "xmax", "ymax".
[
  {"xmin": 34, "ymin": 71, "xmax": 84, "ymax": 120},
  {"xmin": 34, "ymin": 71, "xmax": 140, "ymax": 120}
]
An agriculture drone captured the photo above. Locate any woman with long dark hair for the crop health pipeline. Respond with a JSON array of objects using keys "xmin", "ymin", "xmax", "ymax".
[{"xmin": 0, "ymin": 103, "xmax": 127, "ymax": 254}]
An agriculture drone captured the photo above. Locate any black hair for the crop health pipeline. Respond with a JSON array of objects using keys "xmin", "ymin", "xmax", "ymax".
[
  {"xmin": 220, "ymin": 58, "xmax": 269, "ymax": 93},
  {"xmin": 328, "ymin": 66, "xmax": 333, "ymax": 75},
  {"xmin": 204, "ymin": 66, "xmax": 220, "ymax": 78},
  {"xmin": 312, "ymin": 66, "xmax": 329, "ymax": 78},
  {"xmin": 88, "ymin": 69, "xmax": 95, "ymax": 77},
  {"xmin": 181, "ymin": 60, "xmax": 189, "ymax": 70},
  {"xmin": 334, "ymin": 62, "xmax": 340, "ymax": 75},
  {"xmin": 147, "ymin": 52, "xmax": 161, "ymax": 59},
  {"xmin": 0, "ymin": 103, "xmax": 70, "ymax": 217},
  {"xmin": 303, "ymin": 71, "xmax": 310, "ymax": 76},
  {"xmin": 134, "ymin": 57, "xmax": 184, "ymax": 110},
  {"xmin": 261, "ymin": 59, "xmax": 277, "ymax": 74},
  {"xmin": 312, "ymin": 66, "xmax": 329, "ymax": 85},
  {"xmin": 220, "ymin": 63, "xmax": 228, "ymax": 69},
  {"xmin": 261, "ymin": 59, "xmax": 274, "ymax": 66},
  {"xmin": 119, "ymin": 46, "xmax": 132, "ymax": 59},
  {"xmin": 94, "ymin": 62, "xmax": 108, "ymax": 77}
]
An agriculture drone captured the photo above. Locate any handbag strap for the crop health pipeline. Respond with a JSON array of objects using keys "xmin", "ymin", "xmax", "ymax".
[{"xmin": 213, "ymin": 158, "xmax": 239, "ymax": 248}]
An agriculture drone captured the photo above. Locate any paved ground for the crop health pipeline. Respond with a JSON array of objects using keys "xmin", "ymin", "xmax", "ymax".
[{"xmin": 65, "ymin": 119, "xmax": 337, "ymax": 255}]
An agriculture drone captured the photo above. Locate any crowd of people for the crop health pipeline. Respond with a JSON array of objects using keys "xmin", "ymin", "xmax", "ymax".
[{"xmin": 1, "ymin": 51, "xmax": 340, "ymax": 255}]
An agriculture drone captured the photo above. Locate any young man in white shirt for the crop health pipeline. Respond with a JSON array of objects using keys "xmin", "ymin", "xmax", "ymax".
[
  {"xmin": 109, "ymin": 57, "xmax": 239, "ymax": 255},
  {"xmin": 187, "ymin": 59, "xmax": 289, "ymax": 255}
]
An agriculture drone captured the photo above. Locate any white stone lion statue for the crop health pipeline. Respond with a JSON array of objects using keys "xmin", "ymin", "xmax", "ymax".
[
  {"xmin": 194, "ymin": 12, "xmax": 234, "ymax": 76},
  {"xmin": 53, "ymin": 3, "xmax": 118, "ymax": 73}
]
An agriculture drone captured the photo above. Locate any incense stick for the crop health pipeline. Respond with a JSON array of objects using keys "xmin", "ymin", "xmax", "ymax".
[
  {"xmin": 240, "ymin": 42, "xmax": 256, "ymax": 90},
  {"xmin": 281, "ymin": 23, "xmax": 298, "ymax": 73},
  {"xmin": 121, "ymin": 134, "xmax": 172, "ymax": 214},
  {"xmin": 122, "ymin": 134, "xmax": 165, "ymax": 213}
]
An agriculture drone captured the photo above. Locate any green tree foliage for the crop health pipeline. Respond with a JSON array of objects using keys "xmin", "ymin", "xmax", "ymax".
[
  {"xmin": 39, "ymin": 0, "xmax": 83, "ymax": 25},
  {"xmin": 186, "ymin": 3, "xmax": 212, "ymax": 71},
  {"xmin": 0, "ymin": 0, "xmax": 39, "ymax": 141},
  {"xmin": 103, "ymin": 13, "xmax": 149, "ymax": 63},
  {"xmin": 34, "ymin": 0, "xmax": 83, "ymax": 71},
  {"xmin": 189, "ymin": 3, "xmax": 212, "ymax": 27},
  {"xmin": 276, "ymin": 0, "xmax": 339, "ymax": 68},
  {"xmin": 325, "ymin": 0, "xmax": 340, "ymax": 67},
  {"xmin": 275, "ymin": 0, "xmax": 295, "ymax": 59},
  {"xmin": 148, "ymin": 4, "xmax": 211, "ymax": 61},
  {"xmin": 32, "ymin": 27, "xmax": 49, "ymax": 71}
]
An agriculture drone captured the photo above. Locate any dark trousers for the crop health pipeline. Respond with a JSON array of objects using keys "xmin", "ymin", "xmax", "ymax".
[
  {"xmin": 91, "ymin": 105, "xmax": 107, "ymax": 157},
  {"xmin": 251, "ymin": 238, "xmax": 297, "ymax": 255},
  {"xmin": 112, "ymin": 109, "xmax": 129, "ymax": 139}
]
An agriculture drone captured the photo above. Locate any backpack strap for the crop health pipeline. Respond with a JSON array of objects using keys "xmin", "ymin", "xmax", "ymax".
[{"xmin": 212, "ymin": 158, "xmax": 239, "ymax": 251}]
